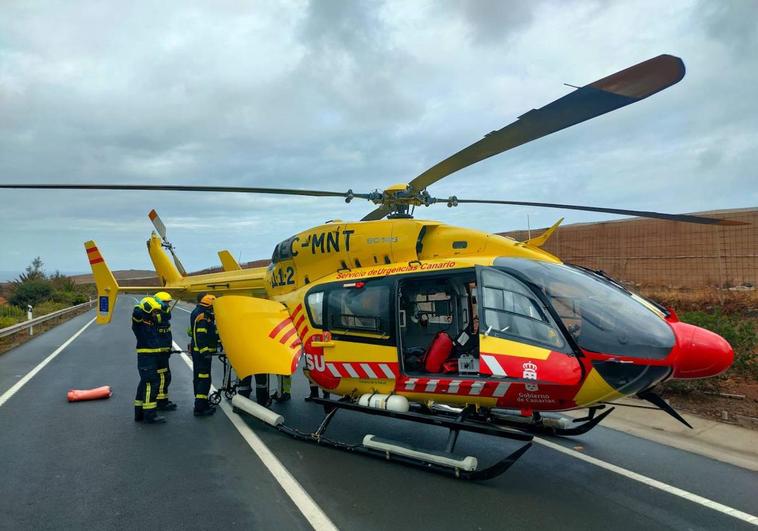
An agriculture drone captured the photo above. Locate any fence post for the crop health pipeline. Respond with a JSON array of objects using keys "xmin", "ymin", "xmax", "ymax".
[{"xmin": 27, "ymin": 305, "xmax": 33, "ymax": 336}]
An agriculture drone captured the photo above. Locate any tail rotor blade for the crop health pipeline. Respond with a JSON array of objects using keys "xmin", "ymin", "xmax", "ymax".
[
  {"xmin": 148, "ymin": 209, "xmax": 168, "ymax": 240},
  {"xmin": 148, "ymin": 209, "xmax": 188, "ymax": 276},
  {"xmin": 169, "ymin": 247, "xmax": 188, "ymax": 277}
]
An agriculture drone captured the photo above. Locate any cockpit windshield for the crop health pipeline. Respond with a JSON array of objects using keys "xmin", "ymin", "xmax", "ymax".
[{"xmin": 493, "ymin": 258, "xmax": 675, "ymax": 359}]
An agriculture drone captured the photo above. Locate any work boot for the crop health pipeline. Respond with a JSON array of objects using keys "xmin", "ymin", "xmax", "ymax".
[
  {"xmin": 143, "ymin": 410, "xmax": 166, "ymax": 424},
  {"xmin": 134, "ymin": 406, "xmax": 144, "ymax": 422},
  {"xmin": 193, "ymin": 405, "xmax": 216, "ymax": 417},
  {"xmin": 274, "ymin": 392, "xmax": 291, "ymax": 403},
  {"xmin": 157, "ymin": 400, "xmax": 177, "ymax": 411}
]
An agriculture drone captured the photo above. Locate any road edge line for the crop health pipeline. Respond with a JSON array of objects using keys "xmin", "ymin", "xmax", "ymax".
[
  {"xmin": 534, "ymin": 437, "xmax": 758, "ymax": 526},
  {"xmin": 175, "ymin": 342, "xmax": 338, "ymax": 531},
  {"xmin": 0, "ymin": 316, "xmax": 96, "ymax": 408}
]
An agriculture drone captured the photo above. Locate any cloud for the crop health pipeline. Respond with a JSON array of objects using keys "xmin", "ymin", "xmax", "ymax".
[
  {"xmin": 696, "ymin": 1, "xmax": 758, "ymax": 52},
  {"xmin": 0, "ymin": 0, "xmax": 755, "ymax": 275}
]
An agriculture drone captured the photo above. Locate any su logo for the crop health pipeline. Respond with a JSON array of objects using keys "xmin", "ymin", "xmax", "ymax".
[{"xmin": 305, "ymin": 352, "xmax": 326, "ymax": 373}]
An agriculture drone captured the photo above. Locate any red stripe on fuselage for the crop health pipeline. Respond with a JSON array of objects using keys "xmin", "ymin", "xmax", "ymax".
[
  {"xmin": 279, "ymin": 327, "xmax": 297, "ymax": 345},
  {"xmin": 269, "ymin": 318, "xmax": 291, "ymax": 339}
]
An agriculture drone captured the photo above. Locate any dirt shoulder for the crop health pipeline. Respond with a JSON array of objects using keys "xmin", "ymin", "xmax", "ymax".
[{"xmin": 663, "ymin": 377, "xmax": 758, "ymax": 430}]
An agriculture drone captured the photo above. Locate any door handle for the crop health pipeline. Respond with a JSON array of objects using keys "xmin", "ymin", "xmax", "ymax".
[{"xmin": 311, "ymin": 341, "xmax": 335, "ymax": 348}]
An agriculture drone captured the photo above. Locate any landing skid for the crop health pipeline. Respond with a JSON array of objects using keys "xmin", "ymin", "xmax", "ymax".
[
  {"xmin": 231, "ymin": 395, "xmax": 532, "ymax": 480},
  {"xmin": 426, "ymin": 404, "xmax": 615, "ymax": 437},
  {"xmin": 489, "ymin": 406, "xmax": 616, "ymax": 436}
]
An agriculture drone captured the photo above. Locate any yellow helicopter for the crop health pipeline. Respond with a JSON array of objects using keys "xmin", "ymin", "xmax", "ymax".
[{"xmin": 2, "ymin": 54, "xmax": 741, "ymax": 479}]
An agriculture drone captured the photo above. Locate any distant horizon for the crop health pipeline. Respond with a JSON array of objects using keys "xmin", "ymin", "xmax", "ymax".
[{"xmin": 0, "ymin": 270, "xmax": 87, "ymax": 283}]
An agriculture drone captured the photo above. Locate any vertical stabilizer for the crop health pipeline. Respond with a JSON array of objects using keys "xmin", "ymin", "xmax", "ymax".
[
  {"xmin": 147, "ymin": 232, "xmax": 183, "ymax": 285},
  {"xmin": 84, "ymin": 241, "xmax": 120, "ymax": 324}
]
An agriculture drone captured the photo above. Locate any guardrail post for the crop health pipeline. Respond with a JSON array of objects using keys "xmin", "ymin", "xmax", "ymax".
[{"xmin": 27, "ymin": 305, "xmax": 33, "ymax": 336}]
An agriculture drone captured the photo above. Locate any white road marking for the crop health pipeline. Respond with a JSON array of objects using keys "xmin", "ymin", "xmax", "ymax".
[
  {"xmin": 174, "ymin": 341, "xmax": 338, "ymax": 531},
  {"xmin": 534, "ymin": 437, "xmax": 758, "ymax": 526},
  {"xmin": 0, "ymin": 317, "xmax": 96, "ymax": 408},
  {"xmin": 173, "ymin": 300, "xmax": 757, "ymax": 526}
]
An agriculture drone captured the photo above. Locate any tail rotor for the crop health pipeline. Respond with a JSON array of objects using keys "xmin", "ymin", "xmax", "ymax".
[{"xmin": 148, "ymin": 209, "xmax": 188, "ymax": 276}]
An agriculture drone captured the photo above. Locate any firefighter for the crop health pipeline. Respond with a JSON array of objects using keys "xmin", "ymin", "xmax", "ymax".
[
  {"xmin": 237, "ymin": 375, "xmax": 252, "ymax": 399},
  {"xmin": 132, "ymin": 296, "xmax": 166, "ymax": 424},
  {"xmin": 154, "ymin": 291, "xmax": 177, "ymax": 411},
  {"xmin": 190, "ymin": 294, "xmax": 219, "ymax": 416},
  {"xmin": 273, "ymin": 375, "xmax": 291, "ymax": 402}
]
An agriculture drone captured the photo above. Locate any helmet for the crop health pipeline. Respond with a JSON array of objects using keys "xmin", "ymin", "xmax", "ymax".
[
  {"xmin": 154, "ymin": 291, "xmax": 172, "ymax": 303},
  {"xmin": 200, "ymin": 294, "xmax": 216, "ymax": 307},
  {"xmin": 154, "ymin": 291, "xmax": 172, "ymax": 310},
  {"xmin": 140, "ymin": 296, "xmax": 162, "ymax": 313}
]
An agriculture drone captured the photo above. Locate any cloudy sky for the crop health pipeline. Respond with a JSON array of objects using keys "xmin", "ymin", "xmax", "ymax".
[{"xmin": 1, "ymin": 0, "xmax": 756, "ymax": 279}]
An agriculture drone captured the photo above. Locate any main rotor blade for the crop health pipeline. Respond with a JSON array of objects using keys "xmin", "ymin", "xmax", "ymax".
[
  {"xmin": 362, "ymin": 205, "xmax": 391, "ymax": 221},
  {"xmin": 0, "ymin": 183, "xmax": 370, "ymax": 199},
  {"xmin": 407, "ymin": 55, "xmax": 686, "ymax": 193},
  {"xmin": 452, "ymin": 198, "xmax": 746, "ymax": 226}
]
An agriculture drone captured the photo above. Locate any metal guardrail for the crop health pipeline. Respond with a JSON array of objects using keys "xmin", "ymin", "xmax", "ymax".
[{"xmin": 0, "ymin": 300, "xmax": 96, "ymax": 339}]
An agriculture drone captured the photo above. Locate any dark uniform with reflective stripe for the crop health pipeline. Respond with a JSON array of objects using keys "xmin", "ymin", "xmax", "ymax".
[
  {"xmin": 132, "ymin": 304, "xmax": 163, "ymax": 422},
  {"xmin": 190, "ymin": 303, "xmax": 218, "ymax": 414},
  {"xmin": 156, "ymin": 309, "xmax": 174, "ymax": 408}
]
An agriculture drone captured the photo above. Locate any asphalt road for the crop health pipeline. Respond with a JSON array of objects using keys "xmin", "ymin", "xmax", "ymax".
[{"xmin": 1, "ymin": 300, "xmax": 756, "ymax": 530}]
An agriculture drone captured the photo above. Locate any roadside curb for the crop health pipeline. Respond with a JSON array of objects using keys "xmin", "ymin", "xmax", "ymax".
[{"xmin": 566, "ymin": 398, "xmax": 758, "ymax": 472}]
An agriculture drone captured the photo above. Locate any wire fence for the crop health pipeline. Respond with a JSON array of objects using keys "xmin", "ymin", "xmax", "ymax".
[{"xmin": 500, "ymin": 208, "xmax": 757, "ymax": 302}]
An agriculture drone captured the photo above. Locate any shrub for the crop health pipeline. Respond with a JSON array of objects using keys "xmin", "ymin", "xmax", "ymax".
[
  {"xmin": 680, "ymin": 310, "xmax": 757, "ymax": 380},
  {"xmin": 51, "ymin": 289, "xmax": 87, "ymax": 305},
  {"xmin": 9, "ymin": 280, "xmax": 53, "ymax": 308},
  {"xmin": 663, "ymin": 309, "xmax": 758, "ymax": 394}
]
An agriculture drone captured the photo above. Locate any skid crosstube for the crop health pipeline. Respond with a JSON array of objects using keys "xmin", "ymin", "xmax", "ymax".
[{"xmin": 306, "ymin": 396, "xmax": 533, "ymax": 441}]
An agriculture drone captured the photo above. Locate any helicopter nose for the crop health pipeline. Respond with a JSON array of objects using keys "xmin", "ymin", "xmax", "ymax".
[{"xmin": 670, "ymin": 322, "xmax": 734, "ymax": 379}]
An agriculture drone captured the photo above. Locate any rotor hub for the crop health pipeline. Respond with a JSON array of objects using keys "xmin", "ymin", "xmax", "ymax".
[{"xmin": 367, "ymin": 184, "xmax": 447, "ymax": 218}]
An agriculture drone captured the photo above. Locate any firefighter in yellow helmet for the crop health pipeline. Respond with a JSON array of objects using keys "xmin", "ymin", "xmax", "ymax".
[
  {"xmin": 132, "ymin": 296, "xmax": 166, "ymax": 424},
  {"xmin": 153, "ymin": 291, "xmax": 177, "ymax": 411},
  {"xmin": 189, "ymin": 294, "xmax": 219, "ymax": 416}
]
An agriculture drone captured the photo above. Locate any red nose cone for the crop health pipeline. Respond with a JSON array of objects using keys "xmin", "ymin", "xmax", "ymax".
[{"xmin": 670, "ymin": 322, "xmax": 734, "ymax": 379}]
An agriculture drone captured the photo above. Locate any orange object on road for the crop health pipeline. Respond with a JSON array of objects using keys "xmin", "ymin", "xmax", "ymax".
[{"xmin": 67, "ymin": 386, "xmax": 112, "ymax": 402}]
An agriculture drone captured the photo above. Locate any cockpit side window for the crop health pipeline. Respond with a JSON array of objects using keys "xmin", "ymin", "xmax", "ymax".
[
  {"xmin": 305, "ymin": 291, "xmax": 324, "ymax": 328},
  {"xmin": 478, "ymin": 268, "xmax": 566, "ymax": 351},
  {"xmin": 326, "ymin": 284, "xmax": 391, "ymax": 337}
]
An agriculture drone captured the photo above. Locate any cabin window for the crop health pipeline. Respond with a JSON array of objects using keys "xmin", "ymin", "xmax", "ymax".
[
  {"xmin": 479, "ymin": 269, "xmax": 565, "ymax": 349},
  {"xmin": 326, "ymin": 284, "xmax": 391, "ymax": 336},
  {"xmin": 306, "ymin": 291, "xmax": 324, "ymax": 327}
]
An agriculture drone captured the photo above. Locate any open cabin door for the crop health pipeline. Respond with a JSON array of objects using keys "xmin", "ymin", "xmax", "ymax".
[
  {"xmin": 474, "ymin": 266, "xmax": 581, "ymax": 386},
  {"xmin": 214, "ymin": 296, "xmax": 302, "ymax": 379}
]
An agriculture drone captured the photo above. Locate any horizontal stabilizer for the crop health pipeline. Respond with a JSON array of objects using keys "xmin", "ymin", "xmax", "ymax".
[
  {"xmin": 218, "ymin": 250, "xmax": 242, "ymax": 271},
  {"xmin": 526, "ymin": 218, "xmax": 563, "ymax": 247}
]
